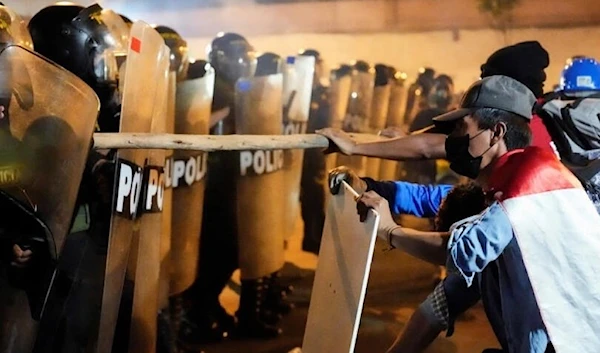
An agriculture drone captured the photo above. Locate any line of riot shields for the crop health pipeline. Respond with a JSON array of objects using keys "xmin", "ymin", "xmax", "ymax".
[{"xmin": 0, "ymin": 2, "xmax": 456, "ymax": 353}]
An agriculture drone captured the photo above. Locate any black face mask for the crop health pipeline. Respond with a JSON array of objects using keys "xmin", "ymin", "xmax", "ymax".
[{"xmin": 445, "ymin": 130, "xmax": 491, "ymax": 179}]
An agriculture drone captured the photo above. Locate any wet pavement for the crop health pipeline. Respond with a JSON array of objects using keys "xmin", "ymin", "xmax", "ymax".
[{"xmin": 191, "ymin": 216, "xmax": 499, "ymax": 353}]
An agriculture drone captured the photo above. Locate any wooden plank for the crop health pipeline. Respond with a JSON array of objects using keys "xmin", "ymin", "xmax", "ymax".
[{"xmin": 92, "ymin": 132, "xmax": 387, "ymax": 151}]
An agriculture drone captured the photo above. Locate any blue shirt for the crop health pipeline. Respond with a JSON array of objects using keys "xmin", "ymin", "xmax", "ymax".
[
  {"xmin": 362, "ymin": 178, "xmax": 452, "ymax": 217},
  {"xmin": 448, "ymin": 202, "xmax": 550, "ymax": 353}
]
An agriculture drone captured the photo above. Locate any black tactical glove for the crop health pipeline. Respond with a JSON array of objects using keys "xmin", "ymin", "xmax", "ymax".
[
  {"xmin": 0, "ymin": 190, "xmax": 56, "ymax": 320},
  {"xmin": 328, "ymin": 166, "xmax": 366, "ymax": 195}
]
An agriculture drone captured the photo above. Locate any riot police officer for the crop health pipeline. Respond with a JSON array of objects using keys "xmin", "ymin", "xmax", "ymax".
[
  {"xmin": 0, "ymin": 5, "xmax": 93, "ymax": 353},
  {"xmin": 410, "ymin": 74, "xmax": 454, "ymax": 132},
  {"xmin": 298, "ymin": 49, "xmax": 329, "ymax": 255},
  {"xmin": 28, "ymin": 3, "xmax": 131, "ymax": 352},
  {"xmin": 179, "ymin": 32, "xmax": 259, "ymax": 346},
  {"xmin": 403, "ymin": 67, "xmax": 436, "ymax": 126}
]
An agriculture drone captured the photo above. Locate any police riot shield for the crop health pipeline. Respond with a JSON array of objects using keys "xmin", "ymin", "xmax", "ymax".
[
  {"xmin": 365, "ymin": 81, "xmax": 391, "ymax": 178},
  {"xmin": 403, "ymin": 82, "xmax": 423, "ymax": 128},
  {"xmin": 328, "ymin": 69, "xmax": 352, "ymax": 129},
  {"xmin": 127, "ymin": 44, "xmax": 170, "ymax": 353},
  {"xmin": 0, "ymin": 5, "xmax": 34, "ymax": 50},
  {"xmin": 282, "ymin": 55, "xmax": 314, "ymax": 240},
  {"xmin": 325, "ymin": 68, "xmax": 353, "ymax": 182},
  {"xmin": 386, "ymin": 72, "xmax": 409, "ymax": 130},
  {"xmin": 0, "ymin": 45, "xmax": 99, "ymax": 353},
  {"xmin": 170, "ymin": 65, "xmax": 215, "ymax": 295},
  {"xmin": 159, "ymin": 72, "xmax": 176, "ymax": 309},
  {"xmin": 96, "ymin": 21, "xmax": 165, "ymax": 353},
  {"xmin": 337, "ymin": 69, "xmax": 375, "ymax": 176},
  {"xmin": 379, "ymin": 74, "xmax": 408, "ymax": 181},
  {"xmin": 235, "ymin": 73, "xmax": 285, "ymax": 279}
]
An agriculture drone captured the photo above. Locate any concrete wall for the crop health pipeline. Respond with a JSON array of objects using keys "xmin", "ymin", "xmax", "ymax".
[{"xmin": 186, "ymin": 26, "xmax": 600, "ymax": 91}]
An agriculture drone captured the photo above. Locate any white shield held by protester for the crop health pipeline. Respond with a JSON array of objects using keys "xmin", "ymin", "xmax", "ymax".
[{"xmin": 302, "ymin": 181, "xmax": 379, "ymax": 353}]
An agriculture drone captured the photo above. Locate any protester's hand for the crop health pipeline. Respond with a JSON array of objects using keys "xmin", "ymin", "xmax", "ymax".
[
  {"xmin": 378, "ymin": 126, "xmax": 406, "ymax": 138},
  {"xmin": 11, "ymin": 244, "xmax": 33, "ymax": 268},
  {"xmin": 316, "ymin": 128, "xmax": 356, "ymax": 155},
  {"xmin": 328, "ymin": 166, "xmax": 367, "ymax": 195},
  {"xmin": 356, "ymin": 191, "xmax": 399, "ymax": 241}
]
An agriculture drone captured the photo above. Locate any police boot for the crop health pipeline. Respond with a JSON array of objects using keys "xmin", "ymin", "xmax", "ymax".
[
  {"xmin": 157, "ymin": 309, "xmax": 178, "ymax": 353},
  {"xmin": 264, "ymin": 271, "xmax": 295, "ymax": 317},
  {"xmin": 178, "ymin": 300, "xmax": 234, "ymax": 347},
  {"xmin": 235, "ymin": 278, "xmax": 282, "ymax": 339},
  {"xmin": 260, "ymin": 275, "xmax": 283, "ymax": 326},
  {"xmin": 170, "ymin": 295, "xmax": 184, "ymax": 342}
]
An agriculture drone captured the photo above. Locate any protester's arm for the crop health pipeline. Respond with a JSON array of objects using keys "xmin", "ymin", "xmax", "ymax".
[
  {"xmin": 357, "ymin": 191, "xmax": 450, "ymax": 265},
  {"xmin": 329, "ymin": 166, "xmax": 451, "ymax": 217},
  {"xmin": 388, "ymin": 226, "xmax": 450, "ymax": 265},
  {"xmin": 447, "ymin": 202, "xmax": 514, "ymax": 286},
  {"xmin": 362, "ymin": 178, "xmax": 452, "ymax": 217},
  {"xmin": 317, "ymin": 128, "xmax": 447, "ymax": 160},
  {"xmin": 394, "ymin": 181, "xmax": 452, "ymax": 217}
]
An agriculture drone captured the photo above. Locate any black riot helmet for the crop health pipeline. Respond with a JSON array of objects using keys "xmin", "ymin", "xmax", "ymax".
[
  {"xmin": 187, "ymin": 59, "xmax": 212, "ymax": 80},
  {"xmin": 29, "ymin": 3, "xmax": 130, "ymax": 132},
  {"xmin": 427, "ymin": 74, "xmax": 454, "ymax": 110},
  {"xmin": 298, "ymin": 48, "xmax": 320, "ymax": 60},
  {"xmin": 207, "ymin": 32, "xmax": 256, "ymax": 84},
  {"xmin": 416, "ymin": 67, "xmax": 436, "ymax": 96},
  {"xmin": 28, "ymin": 3, "xmax": 129, "ymax": 88},
  {"xmin": 255, "ymin": 52, "xmax": 281, "ymax": 77},
  {"xmin": 331, "ymin": 64, "xmax": 353, "ymax": 80},
  {"xmin": 352, "ymin": 60, "xmax": 371, "ymax": 73},
  {"xmin": 374, "ymin": 63, "xmax": 392, "ymax": 87},
  {"xmin": 154, "ymin": 25, "xmax": 189, "ymax": 81},
  {"xmin": 404, "ymin": 66, "xmax": 436, "ymax": 121}
]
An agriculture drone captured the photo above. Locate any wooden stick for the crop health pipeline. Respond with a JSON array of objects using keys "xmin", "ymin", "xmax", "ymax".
[{"xmin": 92, "ymin": 133, "xmax": 387, "ymax": 151}]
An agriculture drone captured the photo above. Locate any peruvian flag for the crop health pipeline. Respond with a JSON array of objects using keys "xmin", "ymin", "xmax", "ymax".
[{"xmin": 491, "ymin": 147, "xmax": 600, "ymax": 352}]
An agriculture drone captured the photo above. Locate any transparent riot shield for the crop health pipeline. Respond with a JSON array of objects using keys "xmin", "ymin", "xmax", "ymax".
[
  {"xmin": 379, "ymin": 79, "xmax": 408, "ymax": 181},
  {"xmin": 235, "ymin": 73, "xmax": 285, "ymax": 279},
  {"xmin": 96, "ymin": 21, "xmax": 165, "ymax": 353},
  {"xmin": 170, "ymin": 65, "xmax": 215, "ymax": 296},
  {"xmin": 0, "ymin": 45, "xmax": 99, "ymax": 353},
  {"xmin": 365, "ymin": 82, "xmax": 391, "ymax": 178},
  {"xmin": 325, "ymin": 70, "xmax": 353, "ymax": 188},
  {"xmin": 158, "ymin": 72, "xmax": 176, "ymax": 310},
  {"xmin": 328, "ymin": 73, "xmax": 352, "ymax": 130},
  {"xmin": 282, "ymin": 56, "xmax": 315, "ymax": 240},
  {"xmin": 0, "ymin": 5, "xmax": 34, "ymax": 50},
  {"xmin": 403, "ymin": 82, "xmax": 423, "ymax": 128},
  {"xmin": 127, "ymin": 44, "xmax": 170, "ymax": 353},
  {"xmin": 337, "ymin": 70, "xmax": 375, "ymax": 176}
]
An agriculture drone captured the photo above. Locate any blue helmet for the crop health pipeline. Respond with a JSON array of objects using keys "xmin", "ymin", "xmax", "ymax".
[{"xmin": 560, "ymin": 57, "xmax": 600, "ymax": 93}]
